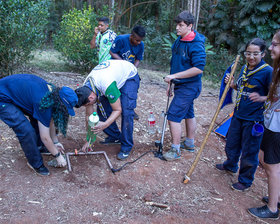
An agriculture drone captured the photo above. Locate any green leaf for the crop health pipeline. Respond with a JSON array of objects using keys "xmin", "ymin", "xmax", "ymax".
[{"xmin": 256, "ymin": 2, "xmax": 274, "ymax": 12}]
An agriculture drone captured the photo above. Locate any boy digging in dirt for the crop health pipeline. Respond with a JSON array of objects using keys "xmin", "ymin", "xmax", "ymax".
[{"xmin": 74, "ymin": 60, "xmax": 140, "ymax": 160}]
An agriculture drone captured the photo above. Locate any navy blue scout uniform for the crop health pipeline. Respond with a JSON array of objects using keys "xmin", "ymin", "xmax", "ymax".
[
  {"xmin": 0, "ymin": 74, "xmax": 77, "ymax": 169},
  {"xmin": 0, "ymin": 74, "xmax": 53, "ymax": 168},
  {"xmin": 167, "ymin": 31, "xmax": 206, "ymax": 123},
  {"xmin": 110, "ymin": 34, "xmax": 144, "ymax": 64},
  {"xmin": 223, "ymin": 60, "xmax": 272, "ymax": 187}
]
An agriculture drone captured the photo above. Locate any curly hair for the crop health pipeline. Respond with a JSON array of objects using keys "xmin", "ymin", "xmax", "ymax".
[
  {"xmin": 39, "ymin": 85, "xmax": 69, "ymax": 136},
  {"xmin": 268, "ymin": 30, "xmax": 280, "ymax": 102}
]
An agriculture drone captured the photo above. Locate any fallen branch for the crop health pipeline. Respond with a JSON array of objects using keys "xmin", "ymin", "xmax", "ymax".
[{"xmin": 145, "ymin": 201, "xmax": 170, "ymax": 209}]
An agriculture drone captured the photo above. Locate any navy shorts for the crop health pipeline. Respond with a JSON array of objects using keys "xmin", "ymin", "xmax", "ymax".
[
  {"xmin": 260, "ymin": 127, "xmax": 280, "ymax": 164},
  {"xmin": 167, "ymin": 83, "xmax": 201, "ymax": 123}
]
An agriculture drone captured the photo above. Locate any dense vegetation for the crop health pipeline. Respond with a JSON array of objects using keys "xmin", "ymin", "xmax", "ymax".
[
  {"xmin": 1, "ymin": 0, "xmax": 279, "ymax": 81},
  {"xmin": 0, "ymin": 0, "xmax": 50, "ymax": 76}
]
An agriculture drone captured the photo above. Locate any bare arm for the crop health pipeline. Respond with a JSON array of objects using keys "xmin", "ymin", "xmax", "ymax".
[
  {"xmin": 249, "ymin": 93, "xmax": 268, "ymax": 103},
  {"xmin": 110, "ymin": 51, "xmax": 123, "ymax": 60},
  {"xmin": 134, "ymin": 60, "xmax": 140, "ymax": 68},
  {"xmin": 49, "ymin": 120, "xmax": 58, "ymax": 143},
  {"xmin": 85, "ymin": 104, "xmax": 95, "ymax": 128},
  {"xmin": 164, "ymin": 67, "xmax": 203, "ymax": 83},
  {"xmin": 93, "ymin": 98, "xmax": 122, "ymax": 133},
  {"xmin": 90, "ymin": 27, "xmax": 99, "ymax": 49},
  {"xmin": 38, "ymin": 121, "xmax": 60, "ymax": 155}
]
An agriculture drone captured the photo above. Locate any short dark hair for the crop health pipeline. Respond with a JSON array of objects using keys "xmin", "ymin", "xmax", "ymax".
[
  {"xmin": 74, "ymin": 86, "xmax": 92, "ymax": 108},
  {"xmin": 245, "ymin": 38, "xmax": 267, "ymax": 53},
  {"xmin": 132, "ymin": 25, "xmax": 146, "ymax": 38},
  {"xmin": 98, "ymin": 17, "xmax": 109, "ymax": 25},
  {"xmin": 174, "ymin": 11, "xmax": 194, "ymax": 26}
]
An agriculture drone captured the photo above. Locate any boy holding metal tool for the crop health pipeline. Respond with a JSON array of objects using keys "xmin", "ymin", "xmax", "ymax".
[
  {"xmin": 163, "ymin": 11, "xmax": 206, "ymax": 161},
  {"xmin": 74, "ymin": 60, "xmax": 140, "ymax": 160}
]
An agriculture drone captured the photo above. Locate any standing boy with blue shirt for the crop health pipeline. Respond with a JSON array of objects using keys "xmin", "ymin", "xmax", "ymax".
[
  {"xmin": 110, "ymin": 25, "xmax": 145, "ymax": 68},
  {"xmin": 163, "ymin": 11, "xmax": 206, "ymax": 161},
  {"xmin": 110, "ymin": 25, "xmax": 145, "ymax": 121}
]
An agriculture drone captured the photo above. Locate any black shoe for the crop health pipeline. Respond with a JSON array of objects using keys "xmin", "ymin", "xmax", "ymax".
[
  {"xmin": 134, "ymin": 112, "xmax": 139, "ymax": 120},
  {"xmin": 215, "ymin": 163, "xmax": 236, "ymax": 176},
  {"xmin": 231, "ymin": 182, "xmax": 250, "ymax": 192},
  {"xmin": 99, "ymin": 137, "xmax": 121, "ymax": 145},
  {"xmin": 27, "ymin": 163, "xmax": 50, "ymax": 176},
  {"xmin": 38, "ymin": 145, "xmax": 51, "ymax": 155},
  {"xmin": 248, "ymin": 205, "xmax": 279, "ymax": 220},
  {"xmin": 262, "ymin": 196, "xmax": 280, "ymax": 209}
]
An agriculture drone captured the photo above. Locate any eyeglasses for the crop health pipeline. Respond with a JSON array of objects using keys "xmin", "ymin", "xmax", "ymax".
[
  {"xmin": 271, "ymin": 42, "xmax": 280, "ymax": 48},
  {"xmin": 244, "ymin": 51, "xmax": 263, "ymax": 57}
]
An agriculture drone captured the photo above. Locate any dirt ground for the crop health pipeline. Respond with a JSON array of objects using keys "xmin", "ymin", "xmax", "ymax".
[{"xmin": 0, "ymin": 68, "xmax": 277, "ymax": 224}]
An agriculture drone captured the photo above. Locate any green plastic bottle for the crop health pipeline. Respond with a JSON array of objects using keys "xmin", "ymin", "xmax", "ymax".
[{"xmin": 86, "ymin": 112, "xmax": 99, "ymax": 145}]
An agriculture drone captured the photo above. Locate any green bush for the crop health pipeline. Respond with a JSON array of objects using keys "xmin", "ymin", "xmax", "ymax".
[
  {"xmin": 0, "ymin": 0, "xmax": 50, "ymax": 77},
  {"xmin": 139, "ymin": 18, "xmax": 172, "ymax": 70},
  {"xmin": 53, "ymin": 6, "xmax": 109, "ymax": 72},
  {"xmin": 204, "ymin": 48, "xmax": 240, "ymax": 84},
  {"xmin": 205, "ymin": 0, "xmax": 280, "ymax": 53}
]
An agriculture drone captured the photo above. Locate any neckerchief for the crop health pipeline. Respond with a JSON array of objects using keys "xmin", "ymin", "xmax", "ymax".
[
  {"xmin": 235, "ymin": 63, "xmax": 269, "ymax": 110},
  {"xmin": 88, "ymin": 77, "xmax": 107, "ymax": 119}
]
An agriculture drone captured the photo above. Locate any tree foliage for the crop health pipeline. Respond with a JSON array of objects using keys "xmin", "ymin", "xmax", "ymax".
[
  {"xmin": 0, "ymin": 0, "xmax": 50, "ymax": 77},
  {"xmin": 53, "ymin": 5, "xmax": 108, "ymax": 72},
  {"xmin": 205, "ymin": 0, "xmax": 280, "ymax": 52}
]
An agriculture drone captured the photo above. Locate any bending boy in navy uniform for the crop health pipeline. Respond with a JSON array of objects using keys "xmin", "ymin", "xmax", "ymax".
[
  {"xmin": 75, "ymin": 60, "xmax": 140, "ymax": 160},
  {"xmin": 163, "ymin": 11, "xmax": 206, "ymax": 161},
  {"xmin": 0, "ymin": 74, "xmax": 78, "ymax": 175}
]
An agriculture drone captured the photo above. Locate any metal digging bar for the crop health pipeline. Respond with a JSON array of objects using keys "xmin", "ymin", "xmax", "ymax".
[
  {"xmin": 66, "ymin": 151, "xmax": 115, "ymax": 173},
  {"xmin": 154, "ymin": 78, "xmax": 180, "ymax": 160}
]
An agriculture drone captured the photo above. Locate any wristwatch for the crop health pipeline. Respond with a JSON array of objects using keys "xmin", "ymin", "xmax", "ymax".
[{"xmin": 53, "ymin": 152, "xmax": 61, "ymax": 158}]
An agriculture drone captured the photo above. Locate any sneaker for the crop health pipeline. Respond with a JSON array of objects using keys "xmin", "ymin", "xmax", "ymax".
[
  {"xmin": 38, "ymin": 145, "xmax": 51, "ymax": 155},
  {"xmin": 117, "ymin": 151, "xmax": 130, "ymax": 160},
  {"xmin": 215, "ymin": 164, "xmax": 236, "ymax": 176},
  {"xmin": 100, "ymin": 137, "xmax": 121, "ymax": 145},
  {"xmin": 163, "ymin": 147, "xmax": 181, "ymax": 161},
  {"xmin": 248, "ymin": 205, "xmax": 279, "ymax": 220},
  {"xmin": 231, "ymin": 182, "xmax": 250, "ymax": 192},
  {"xmin": 180, "ymin": 141, "xmax": 195, "ymax": 152},
  {"xmin": 27, "ymin": 162, "xmax": 50, "ymax": 176},
  {"xmin": 134, "ymin": 112, "xmax": 139, "ymax": 120},
  {"xmin": 262, "ymin": 196, "xmax": 280, "ymax": 209}
]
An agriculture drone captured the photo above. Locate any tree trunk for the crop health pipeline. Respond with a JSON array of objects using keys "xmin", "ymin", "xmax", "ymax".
[{"xmin": 187, "ymin": 0, "xmax": 201, "ymax": 30}]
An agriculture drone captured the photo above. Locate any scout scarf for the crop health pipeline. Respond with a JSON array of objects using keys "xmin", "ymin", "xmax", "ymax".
[
  {"xmin": 88, "ymin": 77, "xmax": 107, "ymax": 119},
  {"xmin": 235, "ymin": 63, "xmax": 269, "ymax": 110}
]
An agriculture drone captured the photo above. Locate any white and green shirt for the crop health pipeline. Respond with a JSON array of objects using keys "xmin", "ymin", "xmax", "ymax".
[
  {"xmin": 84, "ymin": 60, "xmax": 137, "ymax": 103},
  {"xmin": 96, "ymin": 29, "xmax": 116, "ymax": 64}
]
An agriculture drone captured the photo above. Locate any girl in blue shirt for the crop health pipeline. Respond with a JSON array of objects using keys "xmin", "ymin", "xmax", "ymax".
[{"xmin": 216, "ymin": 38, "xmax": 273, "ymax": 191}]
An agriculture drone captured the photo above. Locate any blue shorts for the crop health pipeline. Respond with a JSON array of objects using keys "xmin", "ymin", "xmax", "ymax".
[{"xmin": 167, "ymin": 83, "xmax": 201, "ymax": 123}]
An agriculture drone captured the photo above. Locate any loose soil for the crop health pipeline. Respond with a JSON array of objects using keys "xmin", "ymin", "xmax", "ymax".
[{"xmin": 0, "ymin": 68, "xmax": 276, "ymax": 224}]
